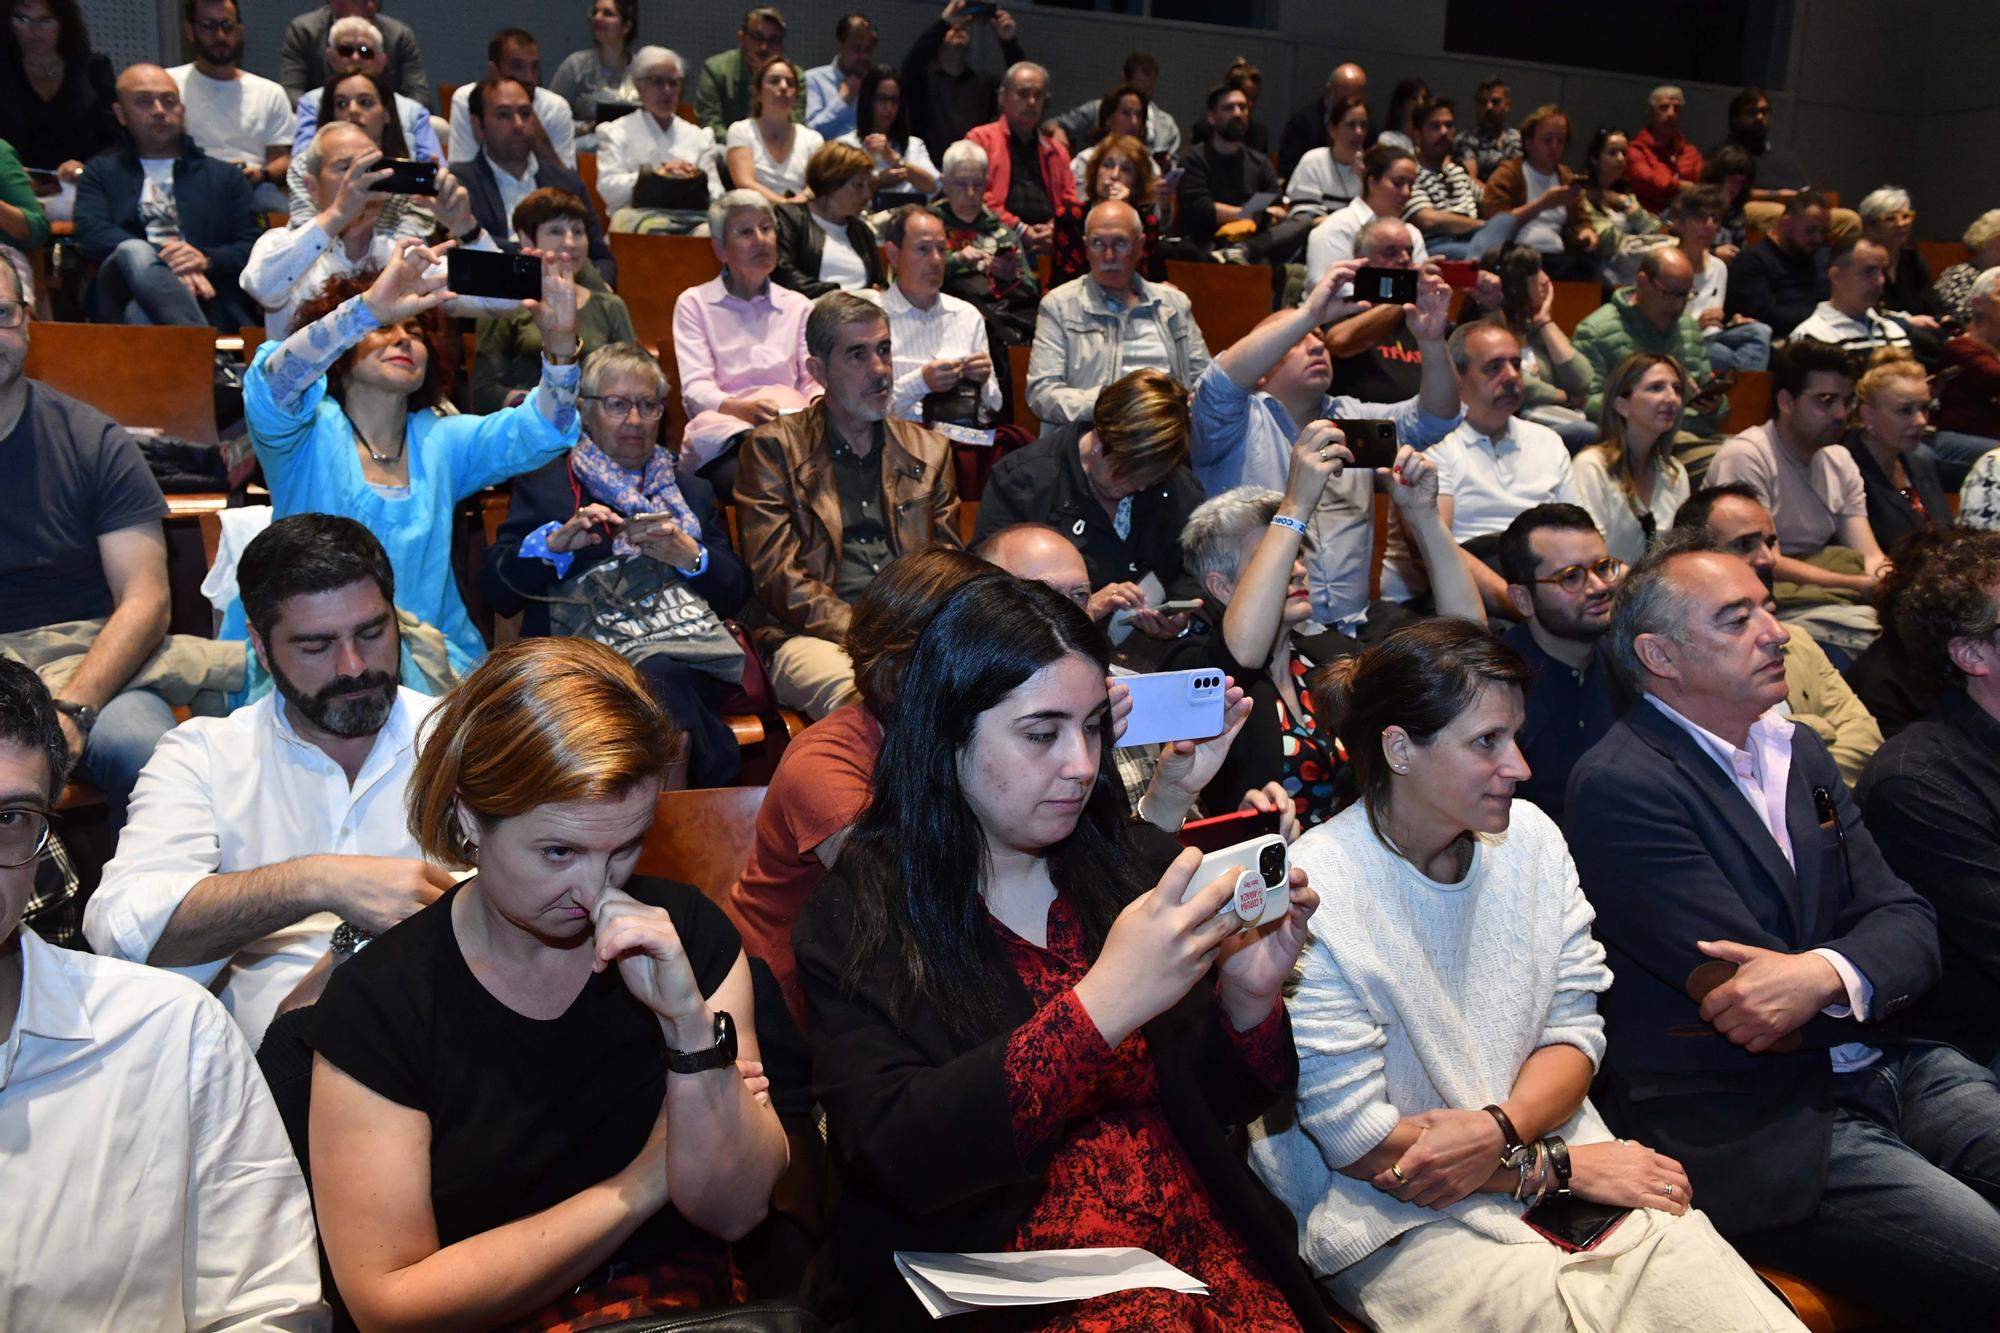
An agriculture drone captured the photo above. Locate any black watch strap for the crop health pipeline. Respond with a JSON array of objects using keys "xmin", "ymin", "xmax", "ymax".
[{"xmin": 664, "ymin": 1009, "xmax": 737, "ymax": 1074}]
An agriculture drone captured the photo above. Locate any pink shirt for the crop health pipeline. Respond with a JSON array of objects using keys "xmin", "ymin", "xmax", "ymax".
[{"xmin": 671, "ymin": 272, "xmax": 820, "ymax": 468}]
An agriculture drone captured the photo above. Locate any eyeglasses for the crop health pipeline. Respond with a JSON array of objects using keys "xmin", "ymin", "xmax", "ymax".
[
  {"xmin": 0, "ymin": 298, "xmax": 26, "ymax": 330},
  {"xmin": 583, "ymin": 394, "xmax": 667, "ymax": 419},
  {"xmin": 1535, "ymin": 555, "xmax": 1625, "ymax": 594},
  {"xmin": 0, "ymin": 807, "xmax": 51, "ymax": 869},
  {"xmin": 333, "ymin": 41, "xmax": 375, "ymax": 58},
  {"xmin": 9, "ymin": 12, "xmax": 59, "ymax": 30},
  {"xmin": 634, "ymin": 74, "xmax": 678, "ymax": 90},
  {"xmin": 193, "ymin": 17, "xmax": 239, "ymax": 34}
]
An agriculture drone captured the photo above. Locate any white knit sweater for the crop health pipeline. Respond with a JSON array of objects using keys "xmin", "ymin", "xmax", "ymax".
[{"xmin": 1248, "ymin": 799, "xmax": 1616, "ymax": 1276}]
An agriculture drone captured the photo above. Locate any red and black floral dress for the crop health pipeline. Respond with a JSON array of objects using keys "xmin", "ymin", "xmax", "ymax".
[{"xmin": 980, "ymin": 895, "xmax": 1302, "ymax": 1333}]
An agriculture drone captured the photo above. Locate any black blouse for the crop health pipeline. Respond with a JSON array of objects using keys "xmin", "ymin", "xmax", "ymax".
[{"xmin": 0, "ymin": 51, "xmax": 118, "ymax": 171}]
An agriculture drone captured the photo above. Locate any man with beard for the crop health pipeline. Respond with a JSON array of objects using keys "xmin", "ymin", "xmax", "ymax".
[
  {"xmin": 1176, "ymin": 82, "xmax": 1307, "ymax": 264},
  {"xmin": 1497, "ymin": 504, "xmax": 1631, "ymax": 818},
  {"xmin": 1674, "ymin": 482, "xmax": 1884, "ymax": 783},
  {"xmin": 84, "ymin": 514, "xmax": 452, "ymax": 1048},
  {"xmin": 168, "ymin": 0, "xmax": 295, "ymax": 212}
]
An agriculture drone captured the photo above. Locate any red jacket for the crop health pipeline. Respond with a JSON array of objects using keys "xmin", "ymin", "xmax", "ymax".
[
  {"xmin": 964, "ymin": 116, "xmax": 1077, "ymax": 229},
  {"xmin": 1625, "ymin": 125, "xmax": 1704, "ymax": 213}
]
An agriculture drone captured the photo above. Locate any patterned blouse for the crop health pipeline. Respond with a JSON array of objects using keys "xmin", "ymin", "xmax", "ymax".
[{"xmin": 1279, "ymin": 649, "xmax": 1345, "ymax": 828}]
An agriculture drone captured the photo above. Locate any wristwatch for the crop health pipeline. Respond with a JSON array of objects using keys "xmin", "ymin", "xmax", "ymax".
[
  {"xmin": 664, "ymin": 1009, "xmax": 737, "ymax": 1074},
  {"xmin": 53, "ymin": 700, "xmax": 98, "ymax": 735}
]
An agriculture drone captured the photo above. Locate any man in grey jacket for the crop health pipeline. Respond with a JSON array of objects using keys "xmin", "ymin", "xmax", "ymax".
[{"xmin": 277, "ymin": 0, "xmax": 429, "ymax": 108}]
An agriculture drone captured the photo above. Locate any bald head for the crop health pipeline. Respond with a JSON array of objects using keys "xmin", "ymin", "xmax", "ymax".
[
  {"xmin": 1084, "ymin": 199, "xmax": 1144, "ymax": 291},
  {"xmin": 1329, "ymin": 63, "xmax": 1366, "ymax": 103},
  {"xmin": 114, "ymin": 65, "xmax": 186, "ymax": 156},
  {"xmin": 1085, "ymin": 198, "xmax": 1141, "ymax": 237},
  {"xmin": 1634, "ymin": 245, "xmax": 1697, "ymax": 331},
  {"xmin": 979, "ymin": 525, "xmax": 1092, "ymax": 609}
]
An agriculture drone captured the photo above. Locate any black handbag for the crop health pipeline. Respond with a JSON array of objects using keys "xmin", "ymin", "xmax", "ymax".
[{"xmin": 633, "ymin": 171, "xmax": 715, "ymax": 212}]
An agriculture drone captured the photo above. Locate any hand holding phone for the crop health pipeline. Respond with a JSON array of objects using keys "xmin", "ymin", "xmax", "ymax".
[{"xmin": 1185, "ymin": 833, "xmax": 1292, "ymax": 927}]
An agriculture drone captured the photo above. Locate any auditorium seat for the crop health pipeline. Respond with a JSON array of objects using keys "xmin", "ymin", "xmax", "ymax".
[
  {"xmin": 1917, "ymin": 238, "xmax": 1968, "ymax": 277},
  {"xmin": 1547, "ymin": 280, "xmax": 1601, "ymax": 337},
  {"xmin": 1164, "ymin": 259, "xmax": 1272, "ymax": 354},
  {"xmin": 1008, "ymin": 343, "xmax": 1036, "ymax": 433},
  {"xmin": 1753, "ymin": 1266, "xmax": 1878, "ymax": 1333},
  {"xmin": 636, "ymin": 785, "xmax": 765, "ymax": 907},
  {"xmin": 23, "ymin": 323, "xmax": 220, "ymax": 442},
  {"xmin": 1719, "ymin": 369, "xmax": 1775, "ymax": 437},
  {"xmin": 575, "ymin": 150, "xmax": 609, "ymax": 230}
]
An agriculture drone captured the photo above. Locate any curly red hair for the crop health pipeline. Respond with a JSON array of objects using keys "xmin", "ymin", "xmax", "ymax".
[{"xmin": 290, "ymin": 268, "xmax": 455, "ymax": 410}]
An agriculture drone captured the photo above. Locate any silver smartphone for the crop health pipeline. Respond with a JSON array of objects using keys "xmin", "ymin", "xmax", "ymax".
[
  {"xmin": 1115, "ymin": 668, "xmax": 1227, "ymax": 749},
  {"xmin": 1186, "ymin": 832, "xmax": 1291, "ymax": 927}
]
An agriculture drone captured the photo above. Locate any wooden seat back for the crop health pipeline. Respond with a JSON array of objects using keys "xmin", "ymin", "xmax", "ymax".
[
  {"xmin": 1548, "ymin": 280, "xmax": 1603, "ymax": 336},
  {"xmin": 635, "ymin": 785, "xmax": 767, "ymax": 906},
  {"xmin": 1719, "ymin": 369, "xmax": 1775, "ymax": 437},
  {"xmin": 1163, "ymin": 259, "xmax": 1271, "ymax": 353},
  {"xmin": 1008, "ymin": 343, "xmax": 1036, "ymax": 433},
  {"xmin": 23, "ymin": 323, "xmax": 220, "ymax": 442}
]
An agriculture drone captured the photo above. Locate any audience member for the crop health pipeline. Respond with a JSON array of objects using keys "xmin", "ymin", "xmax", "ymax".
[
  {"xmin": 277, "ymin": 0, "xmax": 428, "ymax": 108},
  {"xmin": 1382, "ymin": 323, "xmax": 1579, "ymax": 615},
  {"xmin": 1667, "ymin": 184, "xmax": 1771, "ymax": 373},
  {"xmin": 1321, "ymin": 218, "xmax": 1435, "ymax": 404},
  {"xmin": 1841, "ymin": 348, "xmax": 1948, "ymax": 551},
  {"xmin": 1934, "ymin": 210, "xmax": 2000, "ymax": 324},
  {"xmin": 1051, "ymin": 130, "xmax": 1166, "ymax": 288},
  {"xmin": 283, "ymin": 66, "xmax": 441, "ymax": 242},
  {"xmin": 724, "ymin": 53, "xmax": 821, "ymax": 205},
  {"xmin": 0, "ymin": 135, "xmax": 50, "ymax": 269},
  {"xmin": 1258, "ymin": 619, "xmax": 1800, "ymax": 1330},
  {"xmin": 838, "ymin": 64, "xmax": 936, "ymax": 207},
  {"xmin": 1453, "ymin": 75, "xmax": 1519, "ymax": 184},
  {"xmin": 1477, "ymin": 104, "xmax": 1596, "ymax": 279},
  {"xmin": 1715, "ymin": 87, "xmax": 1859, "ymax": 239},
  {"xmin": 1175, "ymin": 438, "xmax": 1474, "ymax": 824},
  {"xmin": 802, "ymin": 12, "xmax": 876, "ymax": 138},
  {"xmin": 1404, "ymin": 97, "xmax": 1522, "ymax": 261},
  {"xmin": 288, "ymin": 22, "xmax": 440, "ymax": 170},
  {"xmin": 673, "ymin": 190, "xmax": 818, "ymax": 497},
  {"xmin": 452, "ymin": 78, "xmax": 610, "ymax": 275},
  {"xmin": 930, "ymin": 139, "xmax": 1040, "ymax": 343},
  {"xmin": 1938, "ymin": 267, "xmax": 2000, "ymax": 459},
  {"xmin": 899, "ymin": 0, "xmax": 1024, "ymax": 153},
  {"xmin": 0, "ymin": 261, "xmax": 173, "ymax": 823},
  {"xmin": 1857, "ymin": 185, "xmax": 1944, "ymax": 330},
  {"xmin": 1286, "ymin": 93, "xmax": 1369, "ymax": 223},
  {"xmin": 237, "ymin": 240, "xmax": 581, "ymax": 671},
  {"xmin": 1574, "ymin": 248, "xmax": 1729, "ymax": 437},
  {"xmin": 695, "ymin": 5, "xmax": 802, "ymax": 135},
  {"xmin": 1726, "ymin": 188, "xmax": 1831, "ymax": 333},
  {"xmin": 979, "ymin": 367, "xmax": 1206, "ymax": 617},
  {"xmin": 1497, "ymin": 504, "xmax": 1630, "ymax": 816},
  {"xmin": 481, "ymin": 342, "xmax": 750, "ymax": 786},
  {"xmin": 1709, "ymin": 338, "xmax": 1888, "ymax": 599},
  {"xmin": 85, "ymin": 514, "xmax": 447, "ymax": 1047},
  {"xmin": 548, "ymin": 0, "xmax": 638, "ymax": 133},
  {"xmin": 1026, "ymin": 200, "xmax": 1210, "ymax": 429},
  {"xmin": 1672, "ymin": 482, "xmax": 1886, "ymax": 784},
  {"xmin": 75, "ymin": 64, "xmax": 259, "ymax": 329},
  {"xmin": 1278, "ymin": 60, "xmax": 1365, "ymax": 177},
  {"xmin": 1305, "ymin": 144, "xmax": 1426, "ymax": 287},
  {"xmin": 1189, "ymin": 55, "xmax": 1271, "ymax": 155},
  {"xmin": 0, "ymin": 657, "xmax": 327, "ymax": 1331},
  {"xmin": 1377, "ymin": 76, "xmax": 1430, "ymax": 153},
  {"xmin": 773, "ymin": 141, "xmax": 883, "ymax": 296},
  {"xmin": 1064, "ymin": 83, "xmax": 1147, "ymax": 195},
  {"xmin": 735, "ymin": 291, "xmax": 962, "ymax": 718},
  {"xmin": 1577, "ymin": 127, "xmax": 1665, "ymax": 282},
  {"xmin": 0, "ymin": 0, "xmax": 117, "ymax": 217},
  {"xmin": 308, "ymin": 636, "xmax": 787, "ymax": 1329},
  {"xmin": 879, "ymin": 204, "xmax": 1001, "ymax": 426},
  {"xmin": 1791, "ymin": 234, "xmax": 1912, "ymax": 356},
  {"xmin": 1050, "ymin": 50, "xmax": 1182, "ymax": 161},
  {"xmin": 473, "ymin": 189, "xmax": 631, "ymax": 412},
  {"xmin": 964, "ymin": 60, "xmax": 1070, "ymax": 257},
  {"xmin": 169, "ymin": 0, "xmax": 294, "ymax": 212},
  {"xmin": 1454, "ymin": 242, "xmax": 1597, "ymax": 450},
  {"xmin": 1857, "ymin": 529, "xmax": 2000, "ymax": 1071},
  {"xmin": 1568, "ymin": 540, "xmax": 2000, "ymax": 1329},
  {"xmin": 1574, "ymin": 353, "xmax": 1693, "ymax": 562},
  {"xmin": 1195, "ymin": 261, "xmax": 1459, "ymax": 631},
  {"xmin": 594, "ymin": 46, "xmax": 721, "ymax": 227},
  {"xmin": 446, "ymin": 28, "xmax": 578, "ymax": 170},
  {"xmin": 1700, "ymin": 142, "xmax": 1756, "ymax": 258},
  {"xmin": 1179, "ymin": 82, "xmax": 1303, "ymax": 264},
  {"xmin": 1624, "ymin": 84, "xmax": 1702, "ymax": 212},
  {"xmin": 794, "ymin": 574, "xmax": 1326, "ymax": 1329}
]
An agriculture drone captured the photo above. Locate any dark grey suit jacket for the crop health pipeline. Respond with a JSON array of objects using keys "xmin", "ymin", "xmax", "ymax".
[{"xmin": 278, "ymin": 6, "xmax": 430, "ymax": 109}]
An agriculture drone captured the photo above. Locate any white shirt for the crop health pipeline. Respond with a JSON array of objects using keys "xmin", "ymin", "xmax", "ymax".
[
  {"xmin": 85, "ymin": 688, "xmax": 440, "ymax": 1049},
  {"xmin": 1517, "ymin": 162, "xmax": 1568, "ymax": 253},
  {"xmin": 484, "ymin": 148, "xmax": 539, "ymax": 241},
  {"xmin": 1691, "ymin": 249, "xmax": 1730, "ymax": 333},
  {"xmin": 812, "ymin": 209, "xmax": 870, "ymax": 290},
  {"xmin": 880, "ymin": 282, "xmax": 1004, "ymax": 422},
  {"xmin": 838, "ymin": 128, "xmax": 935, "ymax": 199},
  {"xmin": 0, "ymin": 928, "xmax": 327, "ymax": 1331},
  {"xmin": 595, "ymin": 109, "xmax": 720, "ymax": 213},
  {"xmin": 447, "ymin": 82, "xmax": 578, "ymax": 169},
  {"xmin": 168, "ymin": 63, "xmax": 295, "ymax": 170},
  {"xmin": 1305, "ymin": 195, "xmax": 1429, "ymax": 289},
  {"xmin": 1571, "ymin": 445, "xmax": 1691, "ymax": 564},
  {"xmin": 725, "ymin": 117, "xmax": 823, "ymax": 197}
]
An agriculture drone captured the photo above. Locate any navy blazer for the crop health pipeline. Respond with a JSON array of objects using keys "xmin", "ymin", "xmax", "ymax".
[
  {"xmin": 451, "ymin": 154, "xmax": 617, "ymax": 289},
  {"xmin": 74, "ymin": 135, "xmax": 262, "ymax": 325},
  {"xmin": 1563, "ymin": 700, "xmax": 1938, "ymax": 1234}
]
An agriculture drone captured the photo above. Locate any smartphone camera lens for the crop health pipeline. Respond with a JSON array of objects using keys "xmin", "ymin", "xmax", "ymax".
[{"xmin": 1258, "ymin": 842, "xmax": 1285, "ymax": 886}]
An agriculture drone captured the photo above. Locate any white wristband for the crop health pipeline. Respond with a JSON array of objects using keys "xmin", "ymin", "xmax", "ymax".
[{"xmin": 1269, "ymin": 514, "xmax": 1308, "ymax": 537}]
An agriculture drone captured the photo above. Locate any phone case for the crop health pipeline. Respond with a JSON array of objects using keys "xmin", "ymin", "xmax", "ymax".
[
  {"xmin": 1115, "ymin": 668, "xmax": 1226, "ymax": 749},
  {"xmin": 1188, "ymin": 833, "xmax": 1291, "ymax": 927},
  {"xmin": 1520, "ymin": 1196, "xmax": 1629, "ymax": 1252},
  {"xmin": 1334, "ymin": 419, "xmax": 1400, "ymax": 470}
]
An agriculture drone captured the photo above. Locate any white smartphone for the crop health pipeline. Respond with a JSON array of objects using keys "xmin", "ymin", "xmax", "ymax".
[
  {"xmin": 1185, "ymin": 832, "xmax": 1291, "ymax": 927},
  {"xmin": 1115, "ymin": 668, "xmax": 1227, "ymax": 749}
]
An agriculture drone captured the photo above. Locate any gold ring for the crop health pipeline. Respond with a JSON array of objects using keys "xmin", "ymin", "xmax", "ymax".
[
  {"xmin": 1390, "ymin": 1164, "xmax": 1408, "ymax": 1184},
  {"xmin": 1318, "ymin": 446, "xmax": 1330, "ymax": 460}
]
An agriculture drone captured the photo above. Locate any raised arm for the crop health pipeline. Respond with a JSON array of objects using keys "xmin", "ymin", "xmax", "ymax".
[
  {"xmin": 1222, "ymin": 427, "xmax": 1347, "ymax": 665},
  {"xmin": 1217, "ymin": 258, "xmax": 1367, "ymax": 389}
]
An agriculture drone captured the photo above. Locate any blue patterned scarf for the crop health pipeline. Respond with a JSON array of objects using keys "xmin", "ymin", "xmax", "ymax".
[{"xmin": 569, "ymin": 435, "xmax": 700, "ymax": 557}]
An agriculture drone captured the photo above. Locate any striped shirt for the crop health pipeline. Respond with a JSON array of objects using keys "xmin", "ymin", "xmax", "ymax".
[
  {"xmin": 878, "ymin": 283, "xmax": 1005, "ymax": 424},
  {"xmin": 1407, "ymin": 158, "xmax": 1481, "ymax": 223},
  {"xmin": 1790, "ymin": 302, "xmax": 1913, "ymax": 357}
]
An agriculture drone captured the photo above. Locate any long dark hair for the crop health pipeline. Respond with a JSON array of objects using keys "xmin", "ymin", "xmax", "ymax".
[
  {"xmin": 836, "ymin": 576, "xmax": 1151, "ymax": 1035},
  {"xmin": 316, "ymin": 68, "xmax": 413, "ymax": 161},
  {"xmin": 854, "ymin": 63, "xmax": 910, "ymax": 151},
  {"xmin": 1, "ymin": 0, "xmax": 91, "ymax": 66}
]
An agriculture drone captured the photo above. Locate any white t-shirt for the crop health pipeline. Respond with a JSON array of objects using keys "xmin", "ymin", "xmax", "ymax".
[
  {"xmin": 485, "ymin": 151, "xmax": 539, "ymax": 242},
  {"xmin": 1691, "ymin": 250, "xmax": 1729, "ymax": 332},
  {"xmin": 1517, "ymin": 163, "xmax": 1568, "ymax": 253},
  {"xmin": 138, "ymin": 158, "xmax": 180, "ymax": 244},
  {"xmin": 726, "ymin": 118, "xmax": 823, "ymax": 197},
  {"xmin": 812, "ymin": 210, "xmax": 870, "ymax": 290},
  {"xmin": 167, "ymin": 64, "xmax": 294, "ymax": 170}
]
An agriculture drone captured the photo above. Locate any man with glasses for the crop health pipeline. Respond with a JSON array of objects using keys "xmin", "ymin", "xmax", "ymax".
[
  {"xmin": 168, "ymin": 0, "xmax": 294, "ymax": 212},
  {"xmin": 964, "ymin": 60, "xmax": 1070, "ymax": 258},
  {"xmin": 1574, "ymin": 245, "xmax": 1731, "ymax": 437},
  {"xmin": 695, "ymin": 6, "xmax": 805, "ymax": 136},
  {"xmin": 595, "ymin": 45, "xmax": 721, "ymax": 226},
  {"xmin": 0, "ymin": 658, "xmax": 327, "ymax": 1331},
  {"xmin": 277, "ymin": 0, "xmax": 429, "ymax": 108},
  {"xmin": 287, "ymin": 14, "xmax": 442, "ymax": 174},
  {"xmin": 1497, "ymin": 504, "xmax": 1630, "ymax": 818}
]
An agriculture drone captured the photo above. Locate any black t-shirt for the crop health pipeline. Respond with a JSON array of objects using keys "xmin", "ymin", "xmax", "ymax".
[
  {"xmin": 1004, "ymin": 130, "xmax": 1053, "ymax": 225},
  {"xmin": 1328, "ymin": 322, "xmax": 1424, "ymax": 405},
  {"xmin": 0, "ymin": 382, "xmax": 169, "ymax": 634},
  {"xmin": 310, "ymin": 876, "xmax": 743, "ymax": 1271}
]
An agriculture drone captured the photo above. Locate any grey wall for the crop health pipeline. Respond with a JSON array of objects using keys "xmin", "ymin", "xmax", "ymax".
[{"xmin": 101, "ymin": 0, "xmax": 1995, "ymax": 237}]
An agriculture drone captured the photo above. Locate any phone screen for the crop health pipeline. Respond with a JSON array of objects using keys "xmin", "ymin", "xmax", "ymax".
[{"xmin": 1353, "ymin": 266, "xmax": 1418, "ymax": 305}]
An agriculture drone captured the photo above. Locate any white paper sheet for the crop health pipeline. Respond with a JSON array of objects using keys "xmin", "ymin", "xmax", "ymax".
[{"xmin": 892, "ymin": 1247, "xmax": 1208, "ymax": 1319}]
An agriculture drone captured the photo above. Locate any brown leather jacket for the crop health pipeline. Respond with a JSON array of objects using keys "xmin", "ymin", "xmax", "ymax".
[
  {"xmin": 735, "ymin": 403, "xmax": 963, "ymax": 646},
  {"xmin": 1478, "ymin": 158, "xmax": 1591, "ymax": 248}
]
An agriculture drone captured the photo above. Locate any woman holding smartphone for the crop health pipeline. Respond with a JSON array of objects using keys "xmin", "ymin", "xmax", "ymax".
[{"xmin": 795, "ymin": 574, "xmax": 1327, "ymax": 1330}]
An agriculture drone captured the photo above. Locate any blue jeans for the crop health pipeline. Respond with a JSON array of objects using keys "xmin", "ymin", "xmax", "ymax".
[
  {"xmin": 78, "ymin": 687, "xmax": 177, "ymax": 827},
  {"xmin": 1734, "ymin": 1042, "xmax": 2000, "ymax": 1331},
  {"xmin": 1704, "ymin": 321, "xmax": 1772, "ymax": 372},
  {"xmin": 1422, "ymin": 212, "xmax": 1521, "ymax": 261},
  {"xmin": 1929, "ymin": 430, "xmax": 1999, "ymax": 493},
  {"xmin": 91, "ymin": 238, "xmax": 208, "ymax": 326}
]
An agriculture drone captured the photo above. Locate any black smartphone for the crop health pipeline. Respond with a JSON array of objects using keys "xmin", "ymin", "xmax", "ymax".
[
  {"xmin": 1353, "ymin": 265, "xmax": 1418, "ymax": 305},
  {"xmin": 370, "ymin": 158, "xmax": 437, "ymax": 197},
  {"xmin": 961, "ymin": 0, "xmax": 999, "ymax": 15},
  {"xmin": 447, "ymin": 248, "xmax": 542, "ymax": 301},
  {"xmin": 1520, "ymin": 1196, "xmax": 1628, "ymax": 1253},
  {"xmin": 1334, "ymin": 419, "xmax": 1400, "ymax": 470}
]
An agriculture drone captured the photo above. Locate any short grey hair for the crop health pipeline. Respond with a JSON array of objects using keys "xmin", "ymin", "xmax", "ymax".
[
  {"xmin": 805, "ymin": 290, "xmax": 889, "ymax": 363},
  {"xmin": 1180, "ymin": 486, "xmax": 1314, "ymax": 591},
  {"xmin": 1354, "ymin": 215, "xmax": 1412, "ymax": 259},
  {"xmin": 326, "ymin": 16, "xmax": 383, "ymax": 51},
  {"xmin": 1446, "ymin": 320, "xmax": 1515, "ymax": 374},
  {"xmin": 1857, "ymin": 185, "xmax": 1912, "ymax": 224},
  {"xmin": 1607, "ymin": 531, "xmax": 1717, "ymax": 690},
  {"xmin": 580, "ymin": 341, "xmax": 669, "ymax": 400},
  {"xmin": 1970, "ymin": 266, "xmax": 2000, "ymax": 309},
  {"xmin": 301, "ymin": 120, "xmax": 368, "ymax": 176},
  {"xmin": 1003, "ymin": 61, "xmax": 1049, "ymax": 92},
  {"xmin": 939, "ymin": 139, "xmax": 988, "ymax": 178},
  {"xmin": 1963, "ymin": 209, "xmax": 2000, "ymax": 253},
  {"xmin": 629, "ymin": 45, "xmax": 684, "ymax": 84},
  {"xmin": 1648, "ymin": 84, "xmax": 1684, "ymax": 106},
  {"xmin": 706, "ymin": 187, "xmax": 772, "ymax": 242}
]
